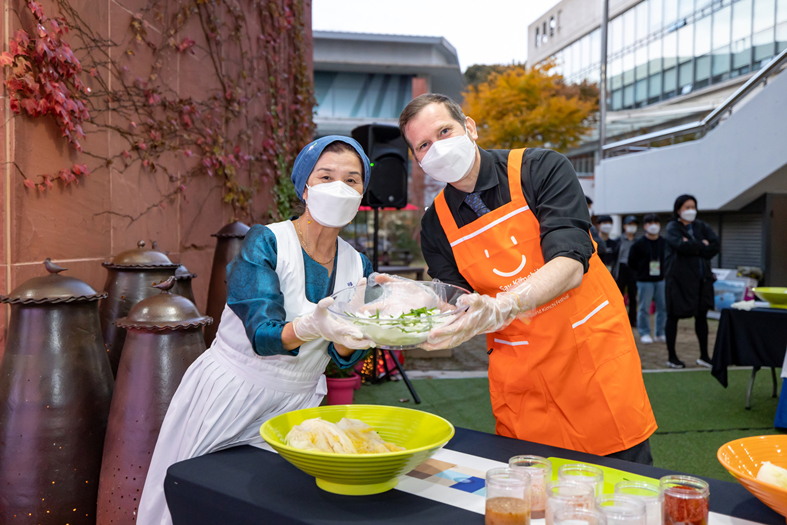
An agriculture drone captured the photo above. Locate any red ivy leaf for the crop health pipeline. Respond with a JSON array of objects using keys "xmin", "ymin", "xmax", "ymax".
[
  {"xmin": 183, "ymin": 149, "xmax": 193, "ymax": 157},
  {"xmin": 121, "ymin": 150, "xmax": 131, "ymax": 158},
  {"xmin": 23, "ymin": 178, "xmax": 35, "ymax": 188},
  {"xmin": 89, "ymin": 67, "xmax": 98, "ymax": 77},
  {"xmin": 0, "ymin": 52, "xmax": 14, "ymax": 66}
]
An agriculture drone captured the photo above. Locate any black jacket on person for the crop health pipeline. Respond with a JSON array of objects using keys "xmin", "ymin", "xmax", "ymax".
[
  {"xmin": 596, "ymin": 236, "xmax": 619, "ymax": 271},
  {"xmin": 663, "ymin": 219, "xmax": 720, "ymax": 318},
  {"xmin": 628, "ymin": 236, "xmax": 666, "ymax": 282}
]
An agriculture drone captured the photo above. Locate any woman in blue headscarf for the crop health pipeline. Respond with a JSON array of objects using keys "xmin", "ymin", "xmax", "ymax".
[{"xmin": 139, "ymin": 136, "xmax": 375, "ymax": 525}]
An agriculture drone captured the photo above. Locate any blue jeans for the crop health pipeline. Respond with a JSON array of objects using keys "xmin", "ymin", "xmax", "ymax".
[{"xmin": 637, "ymin": 280, "xmax": 666, "ymax": 337}]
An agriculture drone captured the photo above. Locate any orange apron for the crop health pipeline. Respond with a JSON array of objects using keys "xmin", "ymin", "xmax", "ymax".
[{"xmin": 433, "ymin": 149, "xmax": 657, "ymax": 456}]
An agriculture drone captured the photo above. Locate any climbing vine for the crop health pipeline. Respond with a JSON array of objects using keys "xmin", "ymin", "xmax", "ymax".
[{"xmin": 0, "ymin": 0, "xmax": 314, "ymax": 220}]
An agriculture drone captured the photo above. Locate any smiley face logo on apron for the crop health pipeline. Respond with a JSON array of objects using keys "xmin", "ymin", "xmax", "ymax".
[{"xmin": 485, "ymin": 236, "xmax": 527, "ymax": 278}]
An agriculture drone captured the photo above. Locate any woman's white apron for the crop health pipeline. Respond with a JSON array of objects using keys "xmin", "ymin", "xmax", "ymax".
[{"xmin": 137, "ymin": 220, "xmax": 363, "ymax": 525}]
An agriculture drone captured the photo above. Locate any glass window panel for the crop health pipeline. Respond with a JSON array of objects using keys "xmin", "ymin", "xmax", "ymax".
[
  {"xmin": 588, "ymin": 66, "xmax": 600, "ymax": 85},
  {"xmin": 713, "ymin": 6, "xmax": 732, "ymax": 49},
  {"xmin": 663, "ymin": 31, "xmax": 678, "ymax": 68},
  {"xmin": 753, "ymin": 28, "xmax": 775, "ymax": 60},
  {"xmin": 623, "ymin": 84, "xmax": 635, "ymax": 107},
  {"xmin": 713, "ymin": 46, "xmax": 731, "ymax": 75},
  {"xmin": 678, "ymin": 23, "xmax": 694, "ymax": 62},
  {"xmin": 777, "ymin": 22, "xmax": 787, "ymax": 51},
  {"xmin": 695, "ymin": 16, "xmax": 712, "ymax": 56},
  {"xmin": 611, "ymin": 16, "xmax": 624, "ymax": 54},
  {"xmin": 679, "ymin": 0, "xmax": 694, "ymax": 18},
  {"xmin": 611, "ymin": 89, "xmax": 623, "ymax": 110},
  {"xmin": 664, "ymin": 0, "xmax": 679, "ymax": 24},
  {"xmin": 649, "ymin": 72, "xmax": 662, "ymax": 97},
  {"xmin": 732, "ymin": 37, "xmax": 752, "ymax": 69},
  {"xmin": 649, "ymin": 37, "xmax": 663, "ymax": 74},
  {"xmin": 779, "ymin": 0, "xmax": 787, "ymax": 23},
  {"xmin": 563, "ymin": 46, "xmax": 572, "ymax": 77},
  {"xmin": 623, "ymin": 52, "xmax": 635, "ymax": 84},
  {"xmin": 591, "ymin": 29, "xmax": 601, "ymax": 65},
  {"xmin": 679, "ymin": 60, "xmax": 694, "ymax": 86},
  {"xmin": 610, "ymin": 57, "xmax": 623, "ymax": 89},
  {"xmin": 663, "ymin": 67, "xmax": 678, "ymax": 92},
  {"xmin": 733, "ymin": 0, "xmax": 753, "ymax": 41},
  {"xmin": 754, "ymin": 0, "xmax": 776, "ymax": 33},
  {"xmin": 695, "ymin": 55, "xmax": 711, "ymax": 80},
  {"xmin": 572, "ymin": 43, "xmax": 581, "ymax": 76},
  {"xmin": 650, "ymin": 0, "xmax": 664, "ymax": 33},
  {"xmin": 696, "ymin": 0, "xmax": 711, "ymax": 11},
  {"xmin": 636, "ymin": 46, "xmax": 649, "ymax": 79},
  {"xmin": 636, "ymin": 1, "xmax": 650, "ymax": 41},
  {"xmin": 635, "ymin": 79, "xmax": 648, "ymax": 102},
  {"xmin": 624, "ymin": 9, "xmax": 636, "ymax": 48},
  {"xmin": 582, "ymin": 35, "xmax": 591, "ymax": 70}
]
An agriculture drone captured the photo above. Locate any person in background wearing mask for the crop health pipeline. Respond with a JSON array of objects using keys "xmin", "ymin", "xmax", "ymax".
[
  {"xmin": 664, "ymin": 195, "xmax": 720, "ymax": 369},
  {"xmin": 399, "ymin": 93, "xmax": 656, "ymax": 463},
  {"xmin": 615, "ymin": 215, "xmax": 639, "ymax": 326},
  {"xmin": 595, "ymin": 215, "xmax": 619, "ymax": 273},
  {"xmin": 628, "ymin": 214, "xmax": 667, "ymax": 345},
  {"xmin": 586, "ymin": 195, "xmax": 601, "ymax": 245},
  {"xmin": 138, "ymin": 137, "xmax": 375, "ymax": 524}
]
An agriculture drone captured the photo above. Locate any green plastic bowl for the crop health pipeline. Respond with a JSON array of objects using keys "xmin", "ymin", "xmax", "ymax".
[
  {"xmin": 753, "ymin": 287, "xmax": 787, "ymax": 308},
  {"xmin": 260, "ymin": 405, "xmax": 455, "ymax": 495}
]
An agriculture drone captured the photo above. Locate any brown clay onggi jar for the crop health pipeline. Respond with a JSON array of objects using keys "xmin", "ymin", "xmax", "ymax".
[
  {"xmin": 97, "ymin": 277, "xmax": 211, "ymax": 524},
  {"xmin": 99, "ymin": 241, "xmax": 179, "ymax": 377},
  {"xmin": 204, "ymin": 220, "xmax": 249, "ymax": 346},
  {"xmin": 0, "ymin": 260, "xmax": 113, "ymax": 524}
]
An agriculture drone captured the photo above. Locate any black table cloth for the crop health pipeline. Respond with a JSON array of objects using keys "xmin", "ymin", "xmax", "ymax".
[
  {"xmin": 711, "ymin": 307, "xmax": 787, "ymax": 387},
  {"xmin": 164, "ymin": 427, "xmax": 783, "ymax": 525}
]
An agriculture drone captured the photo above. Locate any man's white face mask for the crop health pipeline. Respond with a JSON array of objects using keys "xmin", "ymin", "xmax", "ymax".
[
  {"xmin": 599, "ymin": 223, "xmax": 614, "ymax": 234},
  {"xmin": 419, "ymin": 129, "xmax": 477, "ymax": 184},
  {"xmin": 625, "ymin": 224, "xmax": 638, "ymax": 234},
  {"xmin": 305, "ymin": 181, "xmax": 362, "ymax": 228}
]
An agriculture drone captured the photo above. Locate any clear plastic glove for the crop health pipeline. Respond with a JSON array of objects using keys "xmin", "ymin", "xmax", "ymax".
[
  {"xmin": 421, "ymin": 282, "xmax": 538, "ymax": 351},
  {"xmin": 292, "ymin": 296, "xmax": 375, "ymax": 350},
  {"xmin": 360, "ymin": 273, "xmax": 442, "ymax": 316},
  {"xmin": 731, "ymin": 300, "xmax": 755, "ymax": 311}
]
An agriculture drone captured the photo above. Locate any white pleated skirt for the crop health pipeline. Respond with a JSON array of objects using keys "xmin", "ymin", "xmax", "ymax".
[{"xmin": 136, "ymin": 344, "xmax": 327, "ymax": 525}]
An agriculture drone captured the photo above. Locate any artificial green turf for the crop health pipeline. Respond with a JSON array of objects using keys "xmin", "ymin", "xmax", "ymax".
[{"xmin": 353, "ymin": 369, "xmax": 786, "ymax": 480}]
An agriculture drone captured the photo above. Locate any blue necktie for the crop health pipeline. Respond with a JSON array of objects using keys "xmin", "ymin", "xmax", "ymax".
[{"xmin": 464, "ymin": 192, "xmax": 491, "ymax": 217}]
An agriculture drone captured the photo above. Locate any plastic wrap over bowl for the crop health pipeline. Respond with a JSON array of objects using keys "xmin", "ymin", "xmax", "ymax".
[{"xmin": 328, "ymin": 279, "xmax": 471, "ymax": 349}]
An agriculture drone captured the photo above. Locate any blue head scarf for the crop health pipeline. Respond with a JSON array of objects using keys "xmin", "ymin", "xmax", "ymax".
[{"xmin": 290, "ymin": 136, "xmax": 371, "ymax": 201}]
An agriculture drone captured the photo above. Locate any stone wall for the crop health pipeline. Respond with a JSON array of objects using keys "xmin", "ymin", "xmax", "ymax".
[{"xmin": 0, "ymin": 0, "xmax": 313, "ymax": 358}]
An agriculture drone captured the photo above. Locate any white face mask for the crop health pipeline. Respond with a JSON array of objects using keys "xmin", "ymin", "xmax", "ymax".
[
  {"xmin": 419, "ymin": 129, "xmax": 476, "ymax": 183},
  {"xmin": 645, "ymin": 223, "xmax": 661, "ymax": 235},
  {"xmin": 680, "ymin": 209, "xmax": 697, "ymax": 222},
  {"xmin": 588, "ymin": 207, "xmax": 594, "ymax": 216},
  {"xmin": 625, "ymin": 224, "xmax": 638, "ymax": 234},
  {"xmin": 305, "ymin": 181, "xmax": 362, "ymax": 228},
  {"xmin": 599, "ymin": 223, "xmax": 613, "ymax": 234}
]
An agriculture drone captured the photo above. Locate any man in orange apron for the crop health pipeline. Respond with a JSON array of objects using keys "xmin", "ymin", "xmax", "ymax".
[{"xmin": 399, "ymin": 93, "xmax": 657, "ymax": 462}]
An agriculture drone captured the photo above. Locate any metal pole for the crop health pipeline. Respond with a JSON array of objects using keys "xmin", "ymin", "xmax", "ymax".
[
  {"xmin": 372, "ymin": 208, "xmax": 379, "ymax": 273},
  {"xmin": 597, "ymin": 0, "xmax": 609, "ymax": 166}
]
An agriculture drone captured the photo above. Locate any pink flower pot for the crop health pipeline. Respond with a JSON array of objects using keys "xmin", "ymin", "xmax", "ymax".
[{"xmin": 326, "ymin": 374, "xmax": 357, "ymax": 405}]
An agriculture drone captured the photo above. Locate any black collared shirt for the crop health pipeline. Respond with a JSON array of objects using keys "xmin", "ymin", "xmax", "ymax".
[{"xmin": 420, "ymin": 147, "xmax": 595, "ymax": 291}]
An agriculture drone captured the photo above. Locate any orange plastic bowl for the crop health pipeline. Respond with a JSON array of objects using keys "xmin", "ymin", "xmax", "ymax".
[{"xmin": 718, "ymin": 435, "xmax": 787, "ymax": 517}]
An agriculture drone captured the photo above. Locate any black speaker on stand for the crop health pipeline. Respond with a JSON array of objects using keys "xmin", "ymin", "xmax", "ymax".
[{"xmin": 351, "ymin": 123, "xmax": 420, "ymax": 404}]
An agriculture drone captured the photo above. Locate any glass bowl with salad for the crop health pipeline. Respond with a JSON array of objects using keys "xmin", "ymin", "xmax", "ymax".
[{"xmin": 327, "ymin": 277, "xmax": 471, "ymax": 349}]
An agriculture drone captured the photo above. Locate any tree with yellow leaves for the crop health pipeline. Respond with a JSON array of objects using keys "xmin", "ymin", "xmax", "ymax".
[{"xmin": 463, "ymin": 62, "xmax": 599, "ymax": 153}]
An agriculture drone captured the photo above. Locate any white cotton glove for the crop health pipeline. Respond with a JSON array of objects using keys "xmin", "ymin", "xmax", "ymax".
[
  {"xmin": 420, "ymin": 282, "xmax": 538, "ymax": 351},
  {"xmin": 292, "ymin": 296, "xmax": 374, "ymax": 350}
]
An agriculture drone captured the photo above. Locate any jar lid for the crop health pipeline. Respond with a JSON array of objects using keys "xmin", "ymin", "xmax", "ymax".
[
  {"xmin": 102, "ymin": 241, "xmax": 180, "ymax": 270},
  {"xmin": 0, "ymin": 259, "xmax": 106, "ymax": 304},
  {"xmin": 211, "ymin": 220, "xmax": 250, "ymax": 238},
  {"xmin": 115, "ymin": 277, "xmax": 211, "ymax": 331},
  {"xmin": 174, "ymin": 264, "xmax": 196, "ymax": 281}
]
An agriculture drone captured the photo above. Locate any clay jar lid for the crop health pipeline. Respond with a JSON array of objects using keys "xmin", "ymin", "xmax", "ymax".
[
  {"xmin": 0, "ymin": 259, "xmax": 107, "ymax": 304},
  {"xmin": 211, "ymin": 220, "xmax": 250, "ymax": 238},
  {"xmin": 174, "ymin": 264, "xmax": 196, "ymax": 281},
  {"xmin": 115, "ymin": 277, "xmax": 212, "ymax": 331},
  {"xmin": 102, "ymin": 241, "xmax": 180, "ymax": 270}
]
